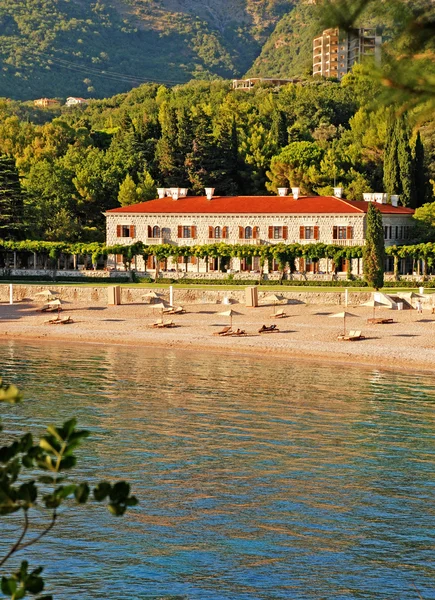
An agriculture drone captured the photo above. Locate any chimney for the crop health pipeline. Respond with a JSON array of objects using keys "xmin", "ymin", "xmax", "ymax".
[
  {"xmin": 333, "ymin": 187, "xmax": 343, "ymax": 198},
  {"xmin": 363, "ymin": 193, "xmax": 373, "ymax": 202},
  {"xmin": 170, "ymin": 187, "xmax": 181, "ymax": 200},
  {"xmin": 390, "ymin": 194, "xmax": 399, "ymax": 207},
  {"xmin": 157, "ymin": 188, "xmax": 165, "ymax": 199},
  {"xmin": 205, "ymin": 187, "xmax": 215, "ymax": 200},
  {"xmin": 374, "ymin": 193, "xmax": 388, "ymax": 204},
  {"xmin": 291, "ymin": 187, "xmax": 300, "ymax": 200},
  {"xmin": 277, "ymin": 187, "xmax": 288, "ymax": 197},
  {"xmin": 179, "ymin": 188, "xmax": 188, "ymax": 198}
]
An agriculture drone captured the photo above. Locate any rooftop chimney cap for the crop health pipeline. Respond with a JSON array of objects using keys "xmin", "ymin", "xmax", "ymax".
[
  {"xmin": 277, "ymin": 187, "xmax": 288, "ymax": 197},
  {"xmin": 157, "ymin": 187, "xmax": 166, "ymax": 199},
  {"xmin": 205, "ymin": 187, "xmax": 215, "ymax": 200},
  {"xmin": 334, "ymin": 186, "xmax": 343, "ymax": 198},
  {"xmin": 291, "ymin": 187, "xmax": 300, "ymax": 200},
  {"xmin": 179, "ymin": 187, "xmax": 188, "ymax": 198},
  {"xmin": 170, "ymin": 187, "xmax": 181, "ymax": 200},
  {"xmin": 390, "ymin": 194, "xmax": 399, "ymax": 207}
]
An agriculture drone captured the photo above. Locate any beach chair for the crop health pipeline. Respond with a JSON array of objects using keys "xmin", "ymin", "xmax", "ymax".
[
  {"xmin": 367, "ymin": 317, "xmax": 394, "ymax": 325},
  {"xmin": 271, "ymin": 309, "xmax": 287, "ymax": 318},
  {"xmin": 213, "ymin": 326, "xmax": 233, "ymax": 336},
  {"xmin": 154, "ymin": 319, "xmax": 175, "ymax": 328},
  {"xmin": 164, "ymin": 306, "xmax": 185, "ymax": 315},
  {"xmin": 152, "ymin": 319, "xmax": 164, "ymax": 328},
  {"xmin": 230, "ymin": 329, "xmax": 247, "ymax": 337},
  {"xmin": 258, "ymin": 324, "xmax": 279, "ymax": 334},
  {"xmin": 338, "ymin": 330, "xmax": 365, "ymax": 341}
]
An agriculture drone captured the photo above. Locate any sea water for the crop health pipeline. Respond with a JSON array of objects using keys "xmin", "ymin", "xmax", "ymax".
[{"xmin": 1, "ymin": 341, "xmax": 434, "ymax": 599}]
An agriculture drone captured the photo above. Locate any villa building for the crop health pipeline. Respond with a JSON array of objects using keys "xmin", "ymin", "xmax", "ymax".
[{"xmin": 105, "ymin": 188, "xmax": 414, "ymax": 275}]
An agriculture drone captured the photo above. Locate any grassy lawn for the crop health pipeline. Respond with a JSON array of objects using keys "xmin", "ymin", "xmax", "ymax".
[{"xmin": 1, "ymin": 280, "xmax": 433, "ymax": 293}]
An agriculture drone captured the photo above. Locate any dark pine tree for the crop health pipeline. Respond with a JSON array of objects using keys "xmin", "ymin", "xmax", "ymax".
[
  {"xmin": 383, "ymin": 114, "xmax": 400, "ymax": 199},
  {"xmin": 363, "ymin": 202, "xmax": 385, "ymax": 290},
  {"xmin": 156, "ymin": 105, "xmax": 184, "ymax": 186},
  {"xmin": 0, "ymin": 155, "xmax": 24, "ymax": 240},
  {"xmin": 384, "ymin": 113, "xmax": 416, "ymax": 207}
]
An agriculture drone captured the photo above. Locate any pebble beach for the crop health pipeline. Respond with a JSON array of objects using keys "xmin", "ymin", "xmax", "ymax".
[{"xmin": 1, "ymin": 296, "xmax": 435, "ymax": 373}]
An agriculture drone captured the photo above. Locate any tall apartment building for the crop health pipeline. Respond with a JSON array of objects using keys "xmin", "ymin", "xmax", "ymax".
[{"xmin": 313, "ymin": 27, "xmax": 381, "ymax": 79}]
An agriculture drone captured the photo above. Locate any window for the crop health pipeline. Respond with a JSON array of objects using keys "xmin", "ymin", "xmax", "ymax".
[
  {"xmin": 244, "ymin": 226, "xmax": 252, "ymax": 239},
  {"xmin": 300, "ymin": 226, "xmax": 319, "ymax": 240},
  {"xmin": 152, "ymin": 225, "xmax": 160, "ymax": 238},
  {"xmin": 214, "ymin": 226, "xmax": 221, "ymax": 239},
  {"xmin": 116, "ymin": 225, "xmax": 135, "ymax": 238},
  {"xmin": 268, "ymin": 226, "xmax": 288, "ymax": 240},
  {"xmin": 209, "ymin": 226, "xmax": 228, "ymax": 239},
  {"xmin": 384, "ymin": 226, "xmax": 393, "ymax": 240},
  {"xmin": 333, "ymin": 226, "xmax": 353, "ymax": 240},
  {"xmin": 177, "ymin": 225, "xmax": 197, "ymax": 239}
]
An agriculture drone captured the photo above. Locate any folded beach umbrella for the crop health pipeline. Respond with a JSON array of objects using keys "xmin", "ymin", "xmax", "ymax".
[
  {"xmin": 328, "ymin": 311, "xmax": 358, "ymax": 335},
  {"xmin": 219, "ymin": 308, "xmax": 241, "ymax": 328}
]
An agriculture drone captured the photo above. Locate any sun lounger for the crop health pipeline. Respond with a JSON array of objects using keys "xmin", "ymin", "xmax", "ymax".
[
  {"xmin": 163, "ymin": 306, "xmax": 185, "ymax": 315},
  {"xmin": 258, "ymin": 324, "xmax": 279, "ymax": 333},
  {"xmin": 213, "ymin": 326, "xmax": 233, "ymax": 336},
  {"xmin": 45, "ymin": 316, "xmax": 72, "ymax": 325},
  {"xmin": 271, "ymin": 309, "xmax": 287, "ymax": 318},
  {"xmin": 367, "ymin": 317, "xmax": 394, "ymax": 324},
  {"xmin": 153, "ymin": 320, "xmax": 175, "ymax": 328},
  {"xmin": 230, "ymin": 329, "xmax": 247, "ymax": 336},
  {"xmin": 338, "ymin": 330, "xmax": 365, "ymax": 341}
]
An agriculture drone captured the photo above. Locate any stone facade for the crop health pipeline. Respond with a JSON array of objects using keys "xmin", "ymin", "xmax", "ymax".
[{"xmin": 106, "ymin": 207, "xmax": 413, "ymax": 275}]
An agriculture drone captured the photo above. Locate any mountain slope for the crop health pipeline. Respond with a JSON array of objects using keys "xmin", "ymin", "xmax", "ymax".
[{"xmin": 0, "ymin": 0, "xmax": 294, "ymax": 100}]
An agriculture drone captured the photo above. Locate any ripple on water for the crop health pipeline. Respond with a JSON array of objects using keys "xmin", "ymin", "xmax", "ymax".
[{"xmin": 1, "ymin": 341, "xmax": 434, "ymax": 600}]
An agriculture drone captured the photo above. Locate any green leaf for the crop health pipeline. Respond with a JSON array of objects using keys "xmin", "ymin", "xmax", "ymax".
[
  {"xmin": 109, "ymin": 481, "xmax": 130, "ymax": 502},
  {"xmin": 93, "ymin": 482, "xmax": 111, "ymax": 501},
  {"xmin": 1, "ymin": 577, "xmax": 17, "ymax": 596},
  {"xmin": 74, "ymin": 483, "xmax": 90, "ymax": 504}
]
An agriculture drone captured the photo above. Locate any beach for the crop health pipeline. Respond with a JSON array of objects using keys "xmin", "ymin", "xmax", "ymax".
[{"xmin": 1, "ymin": 295, "xmax": 435, "ymax": 373}]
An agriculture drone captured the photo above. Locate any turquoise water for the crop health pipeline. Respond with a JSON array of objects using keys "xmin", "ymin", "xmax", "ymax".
[{"xmin": 1, "ymin": 340, "xmax": 434, "ymax": 599}]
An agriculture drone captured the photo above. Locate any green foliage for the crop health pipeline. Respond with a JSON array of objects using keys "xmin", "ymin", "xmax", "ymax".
[
  {"xmin": 118, "ymin": 174, "xmax": 141, "ymax": 207},
  {"xmin": 0, "ymin": 378, "xmax": 138, "ymax": 598},
  {"xmin": 363, "ymin": 202, "xmax": 385, "ymax": 289},
  {"xmin": 267, "ymin": 141, "xmax": 323, "ymax": 193},
  {"xmin": 413, "ymin": 201, "xmax": 435, "ymax": 242},
  {"xmin": 0, "ymin": 156, "xmax": 25, "ymax": 240}
]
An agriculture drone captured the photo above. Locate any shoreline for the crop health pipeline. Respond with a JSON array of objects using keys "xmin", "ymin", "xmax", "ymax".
[{"xmin": 2, "ymin": 300, "xmax": 435, "ymax": 375}]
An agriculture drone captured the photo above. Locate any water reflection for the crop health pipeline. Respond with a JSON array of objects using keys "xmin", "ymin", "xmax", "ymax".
[{"xmin": 1, "ymin": 341, "xmax": 434, "ymax": 599}]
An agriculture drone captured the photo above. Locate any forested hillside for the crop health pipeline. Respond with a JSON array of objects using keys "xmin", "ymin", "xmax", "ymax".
[
  {"xmin": 0, "ymin": 0, "xmax": 293, "ymax": 100},
  {"xmin": 1, "ymin": 71, "xmax": 433, "ymax": 243}
]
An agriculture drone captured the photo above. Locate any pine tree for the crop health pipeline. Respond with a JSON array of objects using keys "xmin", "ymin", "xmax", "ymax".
[
  {"xmin": 0, "ymin": 155, "xmax": 24, "ymax": 240},
  {"xmin": 155, "ymin": 104, "xmax": 183, "ymax": 186},
  {"xmin": 138, "ymin": 169, "xmax": 157, "ymax": 201},
  {"xmin": 118, "ymin": 174, "xmax": 140, "ymax": 207},
  {"xmin": 363, "ymin": 202, "xmax": 385, "ymax": 290}
]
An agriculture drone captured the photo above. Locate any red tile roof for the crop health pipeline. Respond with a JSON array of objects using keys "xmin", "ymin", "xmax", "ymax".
[{"xmin": 106, "ymin": 195, "xmax": 415, "ymax": 215}]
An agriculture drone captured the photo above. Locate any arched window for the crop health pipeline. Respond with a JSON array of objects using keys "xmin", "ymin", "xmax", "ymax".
[
  {"xmin": 245, "ymin": 226, "xmax": 252, "ymax": 239},
  {"xmin": 214, "ymin": 226, "xmax": 221, "ymax": 239},
  {"xmin": 153, "ymin": 225, "xmax": 160, "ymax": 238}
]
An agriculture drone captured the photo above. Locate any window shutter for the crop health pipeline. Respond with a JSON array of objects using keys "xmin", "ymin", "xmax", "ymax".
[
  {"xmin": 253, "ymin": 226, "xmax": 259, "ymax": 239},
  {"xmin": 239, "ymin": 226, "xmax": 244, "ymax": 239},
  {"xmin": 268, "ymin": 226, "xmax": 273, "ymax": 239},
  {"xmin": 283, "ymin": 226, "xmax": 288, "ymax": 240},
  {"xmin": 148, "ymin": 225, "xmax": 152, "ymax": 238},
  {"xmin": 299, "ymin": 226, "xmax": 305, "ymax": 240},
  {"xmin": 191, "ymin": 256, "xmax": 197, "ymax": 265},
  {"xmin": 130, "ymin": 225, "xmax": 136, "ymax": 238},
  {"xmin": 178, "ymin": 225, "xmax": 182, "ymax": 238},
  {"xmin": 347, "ymin": 226, "xmax": 353, "ymax": 240},
  {"xmin": 333, "ymin": 226, "xmax": 338, "ymax": 240},
  {"xmin": 314, "ymin": 226, "xmax": 319, "ymax": 240},
  {"xmin": 192, "ymin": 226, "xmax": 197, "ymax": 239},
  {"xmin": 178, "ymin": 256, "xmax": 182, "ymax": 264},
  {"xmin": 116, "ymin": 225, "xmax": 121, "ymax": 237},
  {"xmin": 209, "ymin": 226, "xmax": 213, "ymax": 239},
  {"xmin": 222, "ymin": 226, "xmax": 228, "ymax": 239}
]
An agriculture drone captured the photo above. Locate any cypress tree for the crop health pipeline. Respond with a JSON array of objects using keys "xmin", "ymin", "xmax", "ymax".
[
  {"xmin": 270, "ymin": 110, "xmax": 288, "ymax": 151},
  {"xmin": 412, "ymin": 131, "xmax": 428, "ymax": 208},
  {"xmin": 0, "ymin": 155, "xmax": 24, "ymax": 240},
  {"xmin": 363, "ymin": 202, "xmax": 385, "ymax": 290},
  {"xmin": 383, "ymin": 114, "xmax": 400, "ymax": 198}
]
